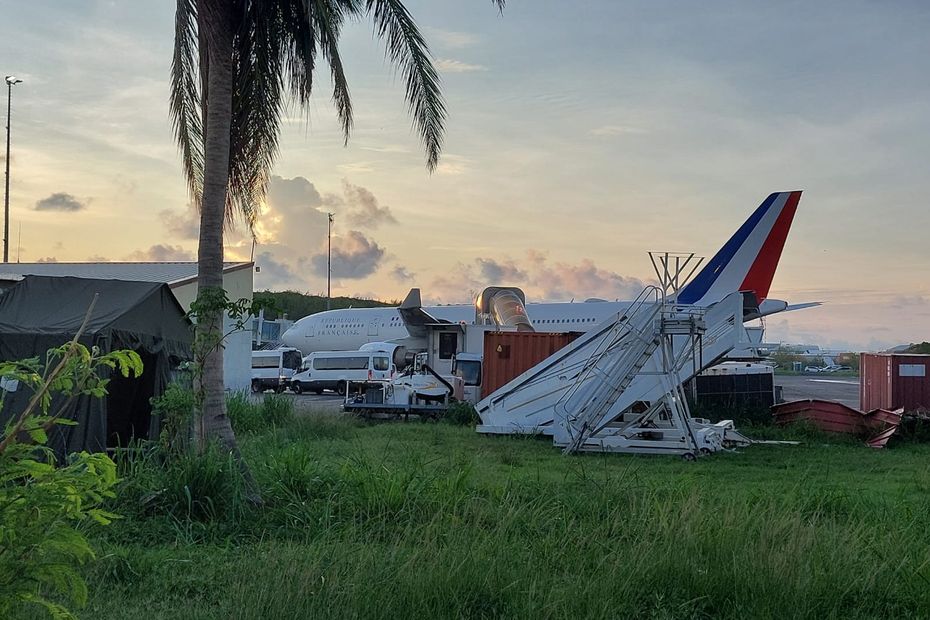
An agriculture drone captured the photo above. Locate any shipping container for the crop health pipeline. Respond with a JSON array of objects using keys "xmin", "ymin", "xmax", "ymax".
[
  {"xmin": 481, "ymin": 331, "xmax": 582, "ymax": 399},
  {"xmin": 692, "ymin": 362, "xmax": 775, "ymax": 410},
  {"xmin": 860, "ymin": 353, "xmax": 930, "ymax": 412}
]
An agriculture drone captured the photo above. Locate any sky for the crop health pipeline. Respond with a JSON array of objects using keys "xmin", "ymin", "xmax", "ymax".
[{"xmin": 1, "ymin": 0, "xmax": 929, "ymax": 350}]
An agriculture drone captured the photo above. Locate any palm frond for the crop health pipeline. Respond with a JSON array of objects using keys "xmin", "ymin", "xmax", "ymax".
[
  {"xmin": 225, "ymin": 0, "xmax": 287, "ymax": 229},
  {"xmin": 365, "ymin": 0, "xmax": 446, "ymax": 170},
  {"xmin": 305, "ymin": 0, "xmax": 353, "ymax": 142},
  {"xmin": 170, "ymin": 0, "xmax": 204, "ymax": 203}
]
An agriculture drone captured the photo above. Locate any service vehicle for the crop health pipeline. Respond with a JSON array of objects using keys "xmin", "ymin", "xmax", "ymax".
[
  {"xmin": 290, "ymin": 349, "xmax": 395, "ymax": 395},
  {"xmin": 251, "ymin": 347, "xmax": 303, "ymax": 393}
]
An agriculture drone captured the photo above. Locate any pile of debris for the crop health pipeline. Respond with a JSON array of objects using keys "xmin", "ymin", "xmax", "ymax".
[{"xmin": 771, "ymin": 399, "xmax": 903, "ymax": 448}]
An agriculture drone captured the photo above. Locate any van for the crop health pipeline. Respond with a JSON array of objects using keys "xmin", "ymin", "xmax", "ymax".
[
  {"xmin": 290, "ymin": 350, "xmax": 394, "ymax": 395},
  {"xmin": 251, "ymin": 347, "xmax": 303, "ymax": 393}
]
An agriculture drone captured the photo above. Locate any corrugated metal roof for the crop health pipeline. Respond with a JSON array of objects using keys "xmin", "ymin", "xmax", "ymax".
[
  {"xmin": 0, "ymin": 262, "xmax": 252, "ymax": 286},
  {"xmin": 771, "ymin": 398, "xmax": 903, "ymax": 448}
]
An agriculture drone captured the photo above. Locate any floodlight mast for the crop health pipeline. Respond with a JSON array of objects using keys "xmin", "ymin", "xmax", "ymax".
[{"xmin": 4, "ymin": 75, "xmax": 22, "ymax": 264}]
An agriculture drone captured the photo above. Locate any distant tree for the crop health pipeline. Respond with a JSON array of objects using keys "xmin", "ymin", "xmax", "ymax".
[
  {"xmin": 253, "ymin": 291, "xmax": 392, "ymax": 321},
  {"xmin": 906, "ymin": 342, "xmax": 930, "ymax": 354},
  {"xmin": 170, "ymin": 0, "xmax": 506, "ymax": 488}
]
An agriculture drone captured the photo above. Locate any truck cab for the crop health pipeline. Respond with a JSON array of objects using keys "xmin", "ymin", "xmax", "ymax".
[{"xmin": 452, "ymin": 352, "xmax": 483, "ymax": 404}]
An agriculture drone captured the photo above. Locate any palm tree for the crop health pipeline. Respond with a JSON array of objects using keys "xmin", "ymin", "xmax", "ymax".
[{"xmin": 170, "ymin": 1, "xmax": 504, "ymax": 473}]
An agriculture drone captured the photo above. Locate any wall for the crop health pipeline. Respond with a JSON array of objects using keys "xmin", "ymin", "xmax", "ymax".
[{"xmin": 171, "ymin": 265, "xmax": 254, "ymax": 392}]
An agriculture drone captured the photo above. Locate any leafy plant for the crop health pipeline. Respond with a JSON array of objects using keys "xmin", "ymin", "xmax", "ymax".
[
  {"xmin": 443, "ymin": 401, "xmax": 480, "ymax": 426},
  {"xmin": 0, "ymin": 300, "xmax": 143, "ymax": 619},
  {"xmin": 226, "ymin": 392, "xmax": 263, "ymax": 435},
  {"xmin": 151, "ymin": 383, "xmax": 197, "ymax": 458}
]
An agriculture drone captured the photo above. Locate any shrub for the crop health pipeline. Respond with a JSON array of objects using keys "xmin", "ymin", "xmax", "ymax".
[
  {"xmin": 153, "ymin": 446, "xmax": 244, "ymax": 522},
  {"xmin": 226, "ymin": 392, "xmax": 294, "ymax": 434},
  {"xmin": 226, "ymin": 391, "xmax": 264, "ymax": 434},
  {"xmin": 0, "ymin": 338, "xmax": 141, "ymax": 619},
  {"xmin": 151, "ymin": 383, "xmax": 196, "ymax": 457},
  {"xmin": 443, "ymin": 401, "xmax": 480, "ymax": 426}
]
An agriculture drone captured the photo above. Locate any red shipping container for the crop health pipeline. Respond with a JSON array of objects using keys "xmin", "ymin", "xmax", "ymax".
[
  {"xmin": 481, "ymin": 331, "xmax": 582, "ymax": 399},
  {"xmin": 860, "ymin": 353, "xmax": 930, "ymax": 412}
]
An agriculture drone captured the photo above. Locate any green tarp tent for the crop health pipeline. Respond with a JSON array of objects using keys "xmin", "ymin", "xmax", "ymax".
[{"xmin": 0, "ymin": 275, "xmax": 192, "ymax": 455}]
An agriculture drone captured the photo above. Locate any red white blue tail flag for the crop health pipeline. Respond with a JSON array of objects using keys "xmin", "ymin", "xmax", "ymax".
[{"xmin": 677, "ymin": 191, "xmax": 802, "ymax": 306}]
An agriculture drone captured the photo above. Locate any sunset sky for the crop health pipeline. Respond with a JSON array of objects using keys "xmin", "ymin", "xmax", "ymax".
[{"xmin": 2, "ymin": 0, "xmax": 929, "ymax": 350}]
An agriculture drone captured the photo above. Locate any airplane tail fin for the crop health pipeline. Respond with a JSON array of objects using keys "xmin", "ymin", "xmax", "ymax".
[{"xmin": 677, "ymin": 191, "xmax": 802, "ymax": 306}]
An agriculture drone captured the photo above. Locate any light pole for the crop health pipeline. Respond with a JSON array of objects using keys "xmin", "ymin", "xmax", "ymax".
[
  {"xmin": 4, "ymin": 75, "xmax": 22, "ymax": 264},
  {"xmin": 326, "ymin": 212, "xmax": 333, "ymax": 310}
]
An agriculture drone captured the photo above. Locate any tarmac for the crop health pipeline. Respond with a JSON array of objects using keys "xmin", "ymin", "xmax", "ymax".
[
  {"xmin": 776, "ymin": 374, "xmax": 860, "ymax": 409},
  {"xmin": 272, "ymin": 374, "xmax": 864, "ymax": 413}
]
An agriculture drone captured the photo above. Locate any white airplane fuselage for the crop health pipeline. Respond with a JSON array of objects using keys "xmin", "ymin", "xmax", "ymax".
[{"xmin": 281, "ymin": 301, "xmax": 629, "ymax": 355}]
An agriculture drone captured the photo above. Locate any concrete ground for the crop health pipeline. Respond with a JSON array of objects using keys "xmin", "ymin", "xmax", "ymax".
[
  {"xmin": 266, "ymin": 376, "xmax": 864, "ymax": 413},
  {"xmin": 776, "ymin": 374, "xmax": 860, "ymax": 409}
]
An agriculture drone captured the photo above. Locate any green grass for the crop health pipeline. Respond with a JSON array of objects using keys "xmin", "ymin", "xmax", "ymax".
[{"xmin": 71, "ymin": 414, "xmax": 930, "ymax": 619}]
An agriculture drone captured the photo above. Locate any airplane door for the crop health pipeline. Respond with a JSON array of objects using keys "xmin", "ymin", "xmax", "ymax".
[{"xmin": 368, "ymin": 318, "xmax": 379, "ymax": 337}]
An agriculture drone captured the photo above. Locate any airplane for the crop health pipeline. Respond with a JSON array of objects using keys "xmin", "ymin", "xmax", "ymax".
[{"xmin": 281, "ymin": 190, "xmax": 807, "ymax": 355}]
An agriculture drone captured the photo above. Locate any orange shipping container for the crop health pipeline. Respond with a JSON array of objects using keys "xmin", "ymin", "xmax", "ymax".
[{"xmin": 481, "ymin": 331, "xmax": 582, "ymax": 399}]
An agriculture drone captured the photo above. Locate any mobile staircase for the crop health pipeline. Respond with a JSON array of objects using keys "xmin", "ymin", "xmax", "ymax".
[{"xmin": 476, "ymin": 253, "xmax": 751, "ymax": 458}]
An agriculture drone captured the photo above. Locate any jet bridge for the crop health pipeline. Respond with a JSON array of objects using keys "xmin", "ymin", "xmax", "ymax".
[{"xmin": 475, "ymin": 253, "xmax": 751, "ymax": 457}]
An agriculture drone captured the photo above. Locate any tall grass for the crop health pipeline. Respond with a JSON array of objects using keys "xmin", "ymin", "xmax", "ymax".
[
  {"xmin": 226, "ymin": 391, "xmax": 294, "ymax": 434},
  {"xmin": 84, "ymin": 415, "xmax": 930, "ymax": 618}
]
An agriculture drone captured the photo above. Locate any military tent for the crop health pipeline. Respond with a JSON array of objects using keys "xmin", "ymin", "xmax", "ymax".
[{"xmin": 0, "ymin": 275, "xmax": 192, "ymax": 455}]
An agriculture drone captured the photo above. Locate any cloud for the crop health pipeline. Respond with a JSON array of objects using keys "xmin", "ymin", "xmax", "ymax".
[
  {"xmin": 222, "ymin": 176, "xmax": 398, "ymax": 291},
  {"xmin": 160, "ymin": 202, "xmax": 199, "ymax": 240},
  {"xmin": 124, "ymin": 244, "xmax": 194, "ymax": 261},
  {"xmin": 426, "ymin": 28, "xmax": 479, "ymax": 49},
  {"xmin": 34, "ymin": 192, "xmax": 86, "ymax": 212},
  {"xmin": 268, "ymin": 175, "xmax": 323, "ymax": 210},
  {"xmin": 390, "ymin": 265, "xmax": 415, "ymax": 282},
  {"xmin": 331, "ymin": 181, "xmax": 398, "ymax": 228},
  {"xmin": 426, "ymin": 251, "xmax": 650, "ymax": 304},
  {"xmin": 310, "ymin": 230, "xmax": 384, "ymax": 279},
  {"xmin": 435, "ymin": 154, "xmax": 471, "ymax": 176},
  {"xmin": 254, "ymin": 251, "xmax": 301, "ymax": 290},
  {"xmin": 436, "ymin": 59, "xmax": 487, "ymax": 73},
  {"xmin": 36, "ymin": 256, "xmax": 58, "ymax": 263},
  {"xmin": 475, "ymin": 258, "xmax": 527, "ymax": 282}
]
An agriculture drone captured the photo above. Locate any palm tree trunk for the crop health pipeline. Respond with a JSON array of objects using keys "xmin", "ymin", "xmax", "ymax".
[{"xmin": 195, "ymin": 2, "xmax": 261, "ymax": 503}]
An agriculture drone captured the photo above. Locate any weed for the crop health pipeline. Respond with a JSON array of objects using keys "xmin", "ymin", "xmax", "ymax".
[
  {"xmin": 443, "ymin": 401, "xmax": 480, "ymax": 426},
  {"xmin": 261, "ymin": 393, "xmax": 294, "ymax": 427}
]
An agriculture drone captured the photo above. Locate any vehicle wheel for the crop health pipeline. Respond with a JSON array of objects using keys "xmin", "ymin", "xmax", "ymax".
[
  {"xmin": 251, "ymin": 380, "xmax": 262, "ymax": 393},
  {"xmin": 292, "ymin": 382, "xmax": 303, "ymax": 395},
  {"xmin": 681, "ymin": 452, "xmax": 697, "ymax": 462},
  {"xmin": 336, "ymin": 381, "xmax": 347, "ymax": 396}
]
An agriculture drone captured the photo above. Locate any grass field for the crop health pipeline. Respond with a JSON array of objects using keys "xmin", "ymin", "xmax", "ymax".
[{"xmin": 73, "ymin": 411, "xmax": 930, "ymax": 619}]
